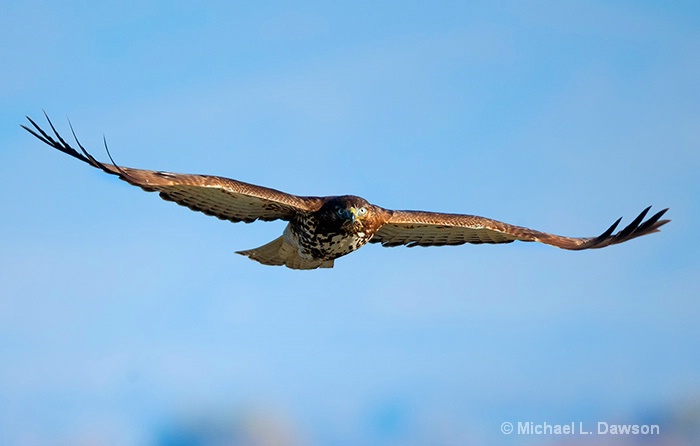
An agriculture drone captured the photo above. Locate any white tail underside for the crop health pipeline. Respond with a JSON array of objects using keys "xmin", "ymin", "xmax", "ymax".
[{"xmin": 236, "ymin": 235, "xmax": 334, "ymax": 270}]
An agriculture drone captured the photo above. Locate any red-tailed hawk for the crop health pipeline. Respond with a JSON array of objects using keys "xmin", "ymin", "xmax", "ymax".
[{"xmin": 23, "ymin": 114, "xmax": 670, "ymax": 270}]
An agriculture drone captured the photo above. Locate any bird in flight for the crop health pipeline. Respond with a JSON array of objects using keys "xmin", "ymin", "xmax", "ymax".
[{"xmin": 23, "ymin": 114, "xmax": 670, "ymax": 270}]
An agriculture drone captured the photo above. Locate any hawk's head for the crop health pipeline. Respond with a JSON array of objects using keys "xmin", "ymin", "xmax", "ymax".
[{"xmin": 316, "ymin": 195, "xmax": 376, "ymax": 231}]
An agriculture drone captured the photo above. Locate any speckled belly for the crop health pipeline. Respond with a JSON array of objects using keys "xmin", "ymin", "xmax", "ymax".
[{"xmin": 285, "ymin": 220, "xmax": 372, "ymax": 261}]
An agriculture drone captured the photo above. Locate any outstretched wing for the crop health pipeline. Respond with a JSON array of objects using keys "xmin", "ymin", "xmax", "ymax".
[
  {"xmin": 23, "ymin": 114, "xmax": 323, "ymax": 223},
  {"xmin": 372, "ymin": 207, "xmax": 670, "ymax": 250}
]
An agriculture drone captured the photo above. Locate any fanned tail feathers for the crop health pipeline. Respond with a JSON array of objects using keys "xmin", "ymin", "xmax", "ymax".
[{"xmin": 236, "ymin": 236, "xmax": 334, "ymax": 270}]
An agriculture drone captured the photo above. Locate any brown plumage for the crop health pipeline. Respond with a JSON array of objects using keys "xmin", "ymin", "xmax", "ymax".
[{"xmin": 22, "ymin": 114, "xmax": 670, "ymax": 270}]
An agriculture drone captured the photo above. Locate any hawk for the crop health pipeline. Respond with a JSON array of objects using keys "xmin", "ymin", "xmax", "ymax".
[{"xmin": 23, "ymin": 114, "xmax": 670, "ymax": 270}]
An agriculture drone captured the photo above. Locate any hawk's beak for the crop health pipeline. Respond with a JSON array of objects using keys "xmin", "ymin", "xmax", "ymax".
[{"xmin": 340, "ymin": 208, "xmax": 356, "ymax": 224}]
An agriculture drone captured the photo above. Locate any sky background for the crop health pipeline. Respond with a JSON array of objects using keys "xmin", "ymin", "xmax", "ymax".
[{"xmin": 1, "ymin": 1, "xmax": 699, "ymax": 445}]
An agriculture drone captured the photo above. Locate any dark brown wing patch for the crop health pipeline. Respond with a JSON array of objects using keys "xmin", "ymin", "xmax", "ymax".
[
  {"xmin": 23, "ymin": 114, "xmax": 323, "ymax": 223},
  {"xmin": 372, "ymin": 208, "xmax": 670, "ymax": 250}
]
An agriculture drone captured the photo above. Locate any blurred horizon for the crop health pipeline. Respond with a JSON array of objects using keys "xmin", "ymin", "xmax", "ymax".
[{"xmin": 2, "ymin": 1, "xmax": 699, "ymax": 445}]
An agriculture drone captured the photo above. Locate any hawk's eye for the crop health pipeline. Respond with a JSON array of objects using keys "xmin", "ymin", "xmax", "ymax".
[
  {"xmin": 357, "ymin": 207, "xmax": 367, "ymax": 216},
  {"xmin": 336, "ymin": 208, "xmax": 345, "ymax": 216}
]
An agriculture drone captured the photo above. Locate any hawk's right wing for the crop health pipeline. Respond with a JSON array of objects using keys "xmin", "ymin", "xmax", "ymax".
[{"xmin": 23, "ymin": 114, "xmax": 323, "ymax": 223}]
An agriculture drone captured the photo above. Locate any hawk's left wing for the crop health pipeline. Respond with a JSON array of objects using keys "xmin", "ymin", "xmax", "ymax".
[
  {"xmin": 22, "ymin": 114, "xmax": 324, "ymax": 223},
  {"xmin": 371, "ymin": 207, "xmax": 669, "ymax": 250}
]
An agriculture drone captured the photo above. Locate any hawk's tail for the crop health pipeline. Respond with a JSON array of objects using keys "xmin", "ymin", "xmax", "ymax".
[{"xmin": 236, "ymin": 236, "xmax": 334, "ymax": 270}]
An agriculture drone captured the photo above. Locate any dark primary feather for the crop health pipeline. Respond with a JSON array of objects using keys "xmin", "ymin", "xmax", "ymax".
[{"xmin": 23, "ymin": 113, "xmax": 323, "ymax": 223}]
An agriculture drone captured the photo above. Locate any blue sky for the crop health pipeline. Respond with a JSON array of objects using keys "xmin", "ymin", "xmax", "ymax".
[{"xmin": 2, "ymin": 1, "xmax": 699, "ymax": 445}]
